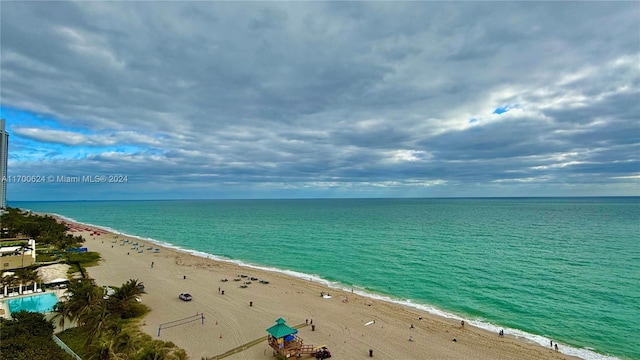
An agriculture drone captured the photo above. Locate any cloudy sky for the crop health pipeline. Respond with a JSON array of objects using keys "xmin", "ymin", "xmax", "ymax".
[{"xmin": 1, "ymin": 1, "xmax": 638, "ymax": 201}]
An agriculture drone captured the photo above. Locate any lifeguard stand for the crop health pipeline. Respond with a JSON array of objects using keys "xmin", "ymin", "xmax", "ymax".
[{"xmin": 266, "ymin": 318, "xmax": 315, "ymax": 358}]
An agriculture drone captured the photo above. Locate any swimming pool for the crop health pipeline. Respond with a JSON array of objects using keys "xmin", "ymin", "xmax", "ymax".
[{"xmin": 4, "ymin": 293, "xmax": 59, "ymax": 314}]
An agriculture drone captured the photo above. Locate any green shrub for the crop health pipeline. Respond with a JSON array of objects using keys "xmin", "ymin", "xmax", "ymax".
[
  {"xmin": 0, "ymin": 311, "xmax": 73, "ymax": 360},
  {"xmin": 65, "ymin": 251, "xmax": 101, "ymax": 266}
]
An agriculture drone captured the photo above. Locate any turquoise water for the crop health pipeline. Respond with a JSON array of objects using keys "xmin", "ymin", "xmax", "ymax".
[
  {"xmin": 5, "ymin": 293, "xmax": 59, "ymax": 314},
  {"xmin": 11, "ymin": 198, "xmax": 640, "ymax": 360}
]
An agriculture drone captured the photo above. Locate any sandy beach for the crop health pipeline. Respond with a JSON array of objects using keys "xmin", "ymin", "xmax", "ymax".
[{"xmin": 66, "ymin": 221, "xmax": 578, "ymax": 360}]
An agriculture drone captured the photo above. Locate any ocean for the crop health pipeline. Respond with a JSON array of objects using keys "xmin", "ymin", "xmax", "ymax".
[{"xmin": 10, "ymin": 198, "xmax": 639, "ymax": 360}]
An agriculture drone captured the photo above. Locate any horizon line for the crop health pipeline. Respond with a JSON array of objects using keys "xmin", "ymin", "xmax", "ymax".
[{"xmin": 8, "ymin": 195, "xmax": 640, "ymax": 203}]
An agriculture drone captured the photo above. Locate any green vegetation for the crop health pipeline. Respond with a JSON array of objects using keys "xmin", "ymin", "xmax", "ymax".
[
  {"xmin": 0, "ymin": 267, "xmax": 40, "ymax": 294},
  {"xmin": 1, "ymin": 208, "xmax": 189, "ymax": 359},
  {"xmin": 1, "ymin": 207, "xmax": 83, "ymax": 249},
  {"xmin": 0, "ymin": 310, "xmax": 74, "ymax": 360},
  {"xmin": 1, "ymin": 207, "xmax": 102, "ymax": 272},
  {"xmin": 0, "ymin": 239, "xmax": 29, "ymax": 247},
  {"xmin": 36, "ymin": 251, "xmax": 62, "ymax": 262},
  {"xmin": 59, "ymin": 325, "xmax": 187, "ymax": 360},
  {"xmin": 54, "ymin": 278, "xmax": 187, "ymax": 360},
  {"xmin": 66, "ymin": 251, "xmax": 102, "ymax": 267}
]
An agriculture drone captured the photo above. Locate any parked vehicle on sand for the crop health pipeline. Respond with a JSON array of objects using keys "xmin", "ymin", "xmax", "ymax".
[
  {"xmin": 314, "ymin": 347, "xmax": 331, "ymax": 359},
  {"xmin": 179, "ymin": 292, "xmax": 193, "ymax": 301}
]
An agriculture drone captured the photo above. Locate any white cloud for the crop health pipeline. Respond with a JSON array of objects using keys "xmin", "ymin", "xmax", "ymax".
[{"xmin": 13, "ymin": 127, "xmax": 161, "ymax": 147}]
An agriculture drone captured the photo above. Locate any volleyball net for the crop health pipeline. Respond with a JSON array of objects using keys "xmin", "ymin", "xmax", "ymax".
[{"xmin": 158, "ymin": 312, "xmax": 205, "ymax": 336}]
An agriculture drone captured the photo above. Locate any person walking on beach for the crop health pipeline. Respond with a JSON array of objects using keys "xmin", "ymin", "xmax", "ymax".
[
  {"xmin": 555, "ymin": 343, "xmax": 558, "ymax": 352},
  {"xmin": 151, "ymin": 261, "xmax": 154, "ymax": 268}
]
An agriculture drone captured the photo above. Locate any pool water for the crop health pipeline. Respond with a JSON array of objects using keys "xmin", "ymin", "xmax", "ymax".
[{"xmin": 4, "ymin": 293, "xmax": 59, "ymax": 314}]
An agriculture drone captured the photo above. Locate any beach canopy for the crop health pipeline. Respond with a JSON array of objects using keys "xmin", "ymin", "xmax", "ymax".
[
  {"xmin": 46, "ymin": 278, "xmax": 70, "ymax": 284},
  {"xmin": 266, "ymin": 317, "xmax": 298, "ymax": 339}
]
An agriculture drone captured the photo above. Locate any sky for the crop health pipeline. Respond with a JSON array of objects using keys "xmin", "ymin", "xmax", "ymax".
[{"xmin": 1, "ymin": 1, "xmax": 639, "ymax": 201}]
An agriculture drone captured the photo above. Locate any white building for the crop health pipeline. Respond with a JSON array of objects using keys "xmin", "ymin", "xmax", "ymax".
[
  {"xmin": 0, "ymin": 119, "xmax": 8, "ymax": 210},
  {"xmin": 0, "ymin": 238, "xmax": 37, "ymax": 270}
]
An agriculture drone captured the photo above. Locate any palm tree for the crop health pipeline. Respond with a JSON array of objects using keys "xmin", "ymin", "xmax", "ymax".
[
  {"xmin": 64, "ymin": 278, "xmax": 104, "ymax": 326},
  {"xmin": 0, "ymin": 273, "xmax": 12, "ymax": 296},
  {"xmin": 3, "ymin": 273, "xmax": 20, "ymax": 295},
  {"xmin": 0, "ymin": 208, "xmax": 22, "ymax": 238},
  {"xmin": 89, "ymin": 320, "xmax": 139, "ymax": 360},
  {"xmin": 56, "ymin": 234, "xmax": 83, "ymax": 251},
  {"xmin": 109, "ymin": 279, "xmax": 144, "ymax": 318},
  {"xmin": 82, "ymin": 301, "xmax": 114, "ymax": 346},
  {"xmin": 13, "ymin": 268, "xmax": 39, "ymax": 293},
  {"xmin": 114, "ymin": 279, "xmax": 144, "ymax": 301},
  {"xmin": 167, "ymin": 348, "xmax": 188, "ymax": 360},
  {"xmin": 6, "ymin": 242, "xmax": 32, "ymax": 269},
  {"xmin": 135, "ymin": 340, "xmax": 167, "ymax": 360},
  {"xmin": 110, "ymin": 329, "xmax": 139, "ymax": 357},
  {"xmin": 20, "ymin": 243, "xmax": 31, "ymax": 268},
  {"xmin": 52, "ymin": 301, "xmax": 72, "ymax": 331},
  {"xmin": 87, "ymin": 337, "xmax": 120, "ymax": 360}
]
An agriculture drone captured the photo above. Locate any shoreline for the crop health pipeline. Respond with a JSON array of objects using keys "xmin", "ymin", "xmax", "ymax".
[{"xmin": 48, "ymin": 214, "xmax": 587, "ymax": 360}]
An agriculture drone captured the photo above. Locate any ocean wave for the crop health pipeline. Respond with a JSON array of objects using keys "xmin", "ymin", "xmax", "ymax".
[{"xmin": 32, "ymin": 211, "xmax": 621, "ymax": 360}]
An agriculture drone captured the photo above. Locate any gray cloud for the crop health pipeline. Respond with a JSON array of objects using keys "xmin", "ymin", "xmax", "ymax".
[{"xmin": 2, "ymin": 2, "xmax": 639, "ymax": 200}]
